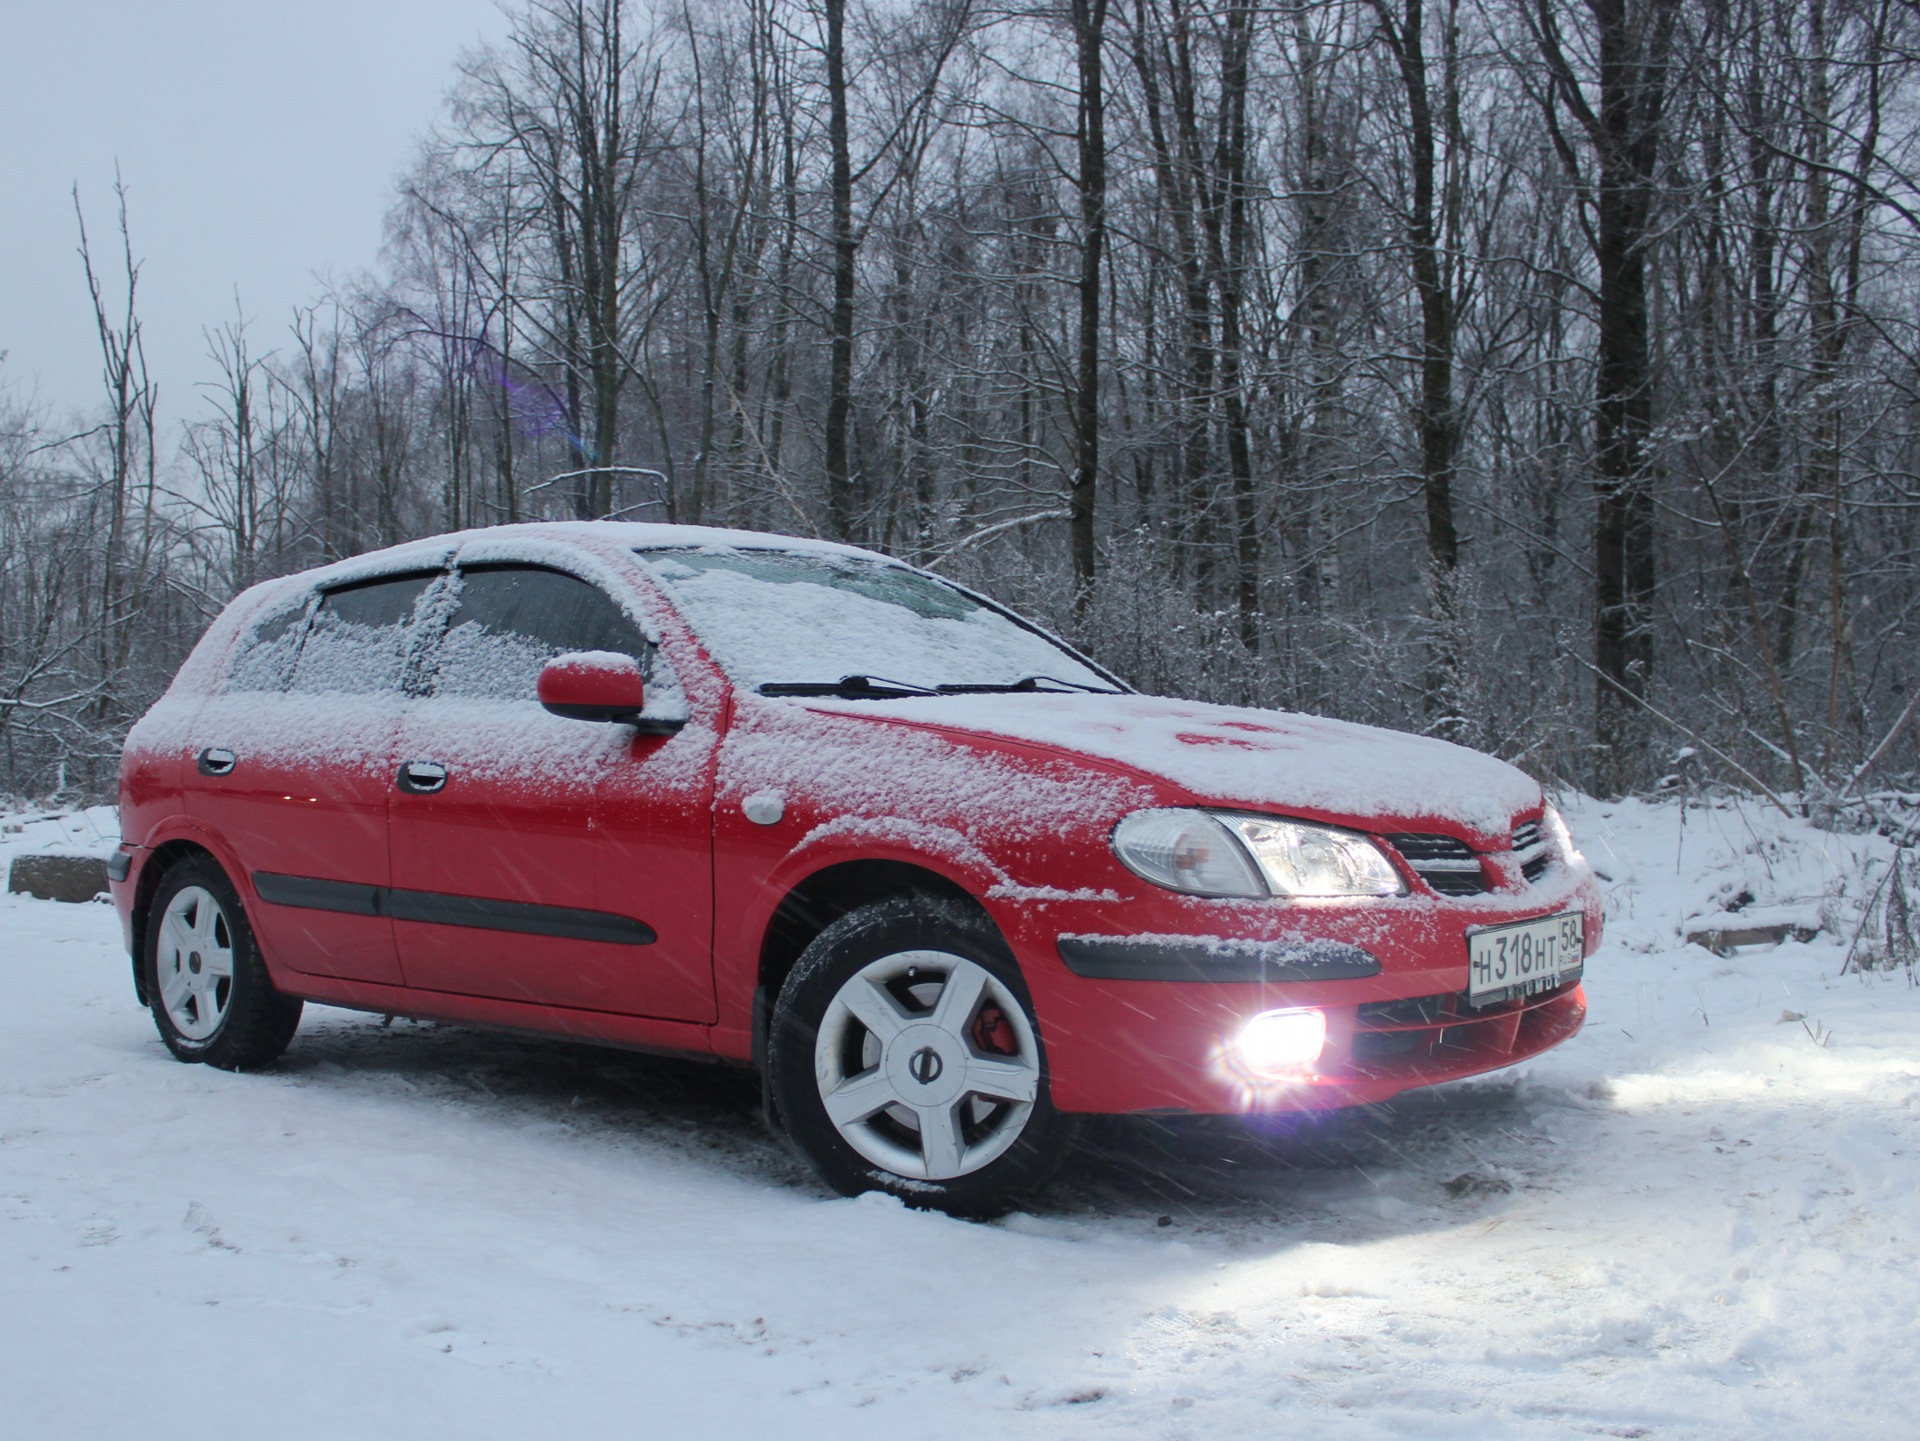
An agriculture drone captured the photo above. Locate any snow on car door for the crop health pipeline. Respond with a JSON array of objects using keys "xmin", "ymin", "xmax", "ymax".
[
  {"xmin": 388, "ymin": 563, "xmax": 715, "ymax": 1022},
  {"xmin": 188, "ymin": 573, "xmax": 435, "ymax": 987}
]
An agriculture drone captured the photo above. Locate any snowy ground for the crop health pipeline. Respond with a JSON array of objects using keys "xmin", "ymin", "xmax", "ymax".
[{"xmin": 3, "ymin": 796, "xmax": 1916, "ymax": 1438}]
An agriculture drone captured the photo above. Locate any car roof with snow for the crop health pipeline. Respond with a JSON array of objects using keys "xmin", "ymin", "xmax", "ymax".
[{"xmin": 293, "ymin": 521, "xmax": 896, "ymax": 592}]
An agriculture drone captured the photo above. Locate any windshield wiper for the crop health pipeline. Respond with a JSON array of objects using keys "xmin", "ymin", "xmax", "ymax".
[
  {"xmin": 759, "ymin": 675, "xmax": 940, "ymax": 699},
  {"xmin": 933, "ymin": 675, "xmax": 1122, "ymax": 695},
  {"xmin": 760, "ymin": 674, "xmax": 1123, "ymax": 699}
]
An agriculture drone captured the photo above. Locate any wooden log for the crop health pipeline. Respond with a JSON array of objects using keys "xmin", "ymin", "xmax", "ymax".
[
  {"xmin": 1685, "ymin": 922, "xmax": 1819, "ymax": 956},
  {"xmin": 8, "ymin": 853, "xmax": 110, "ymax": 904}
]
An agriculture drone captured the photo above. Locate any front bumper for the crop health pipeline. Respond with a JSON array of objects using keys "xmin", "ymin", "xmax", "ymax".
[{"xmin": 990, "ymin": 868, "xmax": 1603, "ymax": 1115}]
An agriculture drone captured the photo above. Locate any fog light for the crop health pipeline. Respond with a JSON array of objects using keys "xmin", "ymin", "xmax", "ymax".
[{"xmin": 1234, "ymin": 1008, "xmax": 1327, "ymax": 1077}]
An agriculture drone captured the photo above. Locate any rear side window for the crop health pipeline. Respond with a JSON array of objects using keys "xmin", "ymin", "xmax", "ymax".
[
  {"xmin": 287, "ymin": 573, "xmax": 437, "ymax": 696},
  {"xmin": 425, "ymin": 565, "xmax": 647, "ymax": 702},
  {"xmin": 225, "ymin": 597, "xmax": 312, "ymax": 693}
]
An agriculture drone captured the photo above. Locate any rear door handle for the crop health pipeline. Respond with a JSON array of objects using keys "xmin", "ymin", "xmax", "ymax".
[
  {"xmin": 396, "ymin": 760, "xmax": 448, "ymax": 795},
  {"xmin": 197, "ymin": 747, "xmax": 237, "ymax": 777}
]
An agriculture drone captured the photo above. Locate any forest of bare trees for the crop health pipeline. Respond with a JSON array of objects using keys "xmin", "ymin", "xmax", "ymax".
[{"xmin": 6, "ymin": 0, "xmax": 1920, "ymax": 809}]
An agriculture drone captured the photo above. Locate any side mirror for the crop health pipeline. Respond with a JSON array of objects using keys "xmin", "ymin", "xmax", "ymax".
[{"xmin": 538, "ymin": 651, "xmax": 647, "ymax": 724}]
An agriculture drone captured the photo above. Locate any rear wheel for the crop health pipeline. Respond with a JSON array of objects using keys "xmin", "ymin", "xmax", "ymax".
[
  {"xmin": 768, "ymin": 898, "xmax": 1073, "ymax": 1215},
  {"xmin": 145, "ymin": 858, "xmax": 302, "ymax": 1069}
]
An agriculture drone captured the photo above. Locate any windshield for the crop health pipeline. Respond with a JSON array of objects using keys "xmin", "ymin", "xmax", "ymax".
[{"xmin": 635, "ymin": 546, "xmax": 1118, "ymax": 696}]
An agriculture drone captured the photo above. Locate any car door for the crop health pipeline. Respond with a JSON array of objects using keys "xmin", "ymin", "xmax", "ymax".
[
  {"xmin": 187, "ymin": 571, "xmax": 437, "ymax": 987},
  {"xmin": 388, "ymin": 561, "xmax": 717, "ymax": 1022}
]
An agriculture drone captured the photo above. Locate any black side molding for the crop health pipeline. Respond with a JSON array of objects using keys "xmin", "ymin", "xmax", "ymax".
[
  {"xmin": 253, "ymin": 872, "xmax": 655, "ymax": 946},
  {"xmin": 385, "ymin": 889, "xmax": 656, "ymax": 946},
  {"xmin": 254, "ymin": 872, "xmax": 383, "ymax": 917},
  {"xmin": 1057, "ymin": 933, "xmax": 1380, "ymax": 983}
]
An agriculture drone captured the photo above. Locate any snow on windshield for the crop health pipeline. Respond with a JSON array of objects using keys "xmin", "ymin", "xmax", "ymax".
[{"xmin": 635, "ymin": 547, "xmax": 1113, "ymax": 694}]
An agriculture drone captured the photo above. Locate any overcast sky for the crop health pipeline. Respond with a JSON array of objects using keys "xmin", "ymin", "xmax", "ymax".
[{"xmin": 0, "ymin": 0, "xmax": 516, "ymax": 426}]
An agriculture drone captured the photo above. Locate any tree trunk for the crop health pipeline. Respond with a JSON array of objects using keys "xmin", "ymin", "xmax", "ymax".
[
  {"xmin": 1533, "ymin": 0, "xmax": 1677, "ymax": 793},
  {"xmin": 1372, "ymin": 0, "xmax": 1464, "ymax": 722},
  {"xmin": 1069, "ymin": 0, "xmax": 1109, "ymax": 612},
  {"xmin": 824, "ymin": 0, "xmax": 858, "ymax": 540}
]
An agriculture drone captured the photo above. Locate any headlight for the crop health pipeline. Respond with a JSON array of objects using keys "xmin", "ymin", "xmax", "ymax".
[
  {"xmin": 1542, "ymin": 802, "xmax": 1583, "ymax": 865},
  {"xmin": 1221, "ymin": 815, "xmax": 1404, "ymax": 897},
  {"xmin": 1112, "ymin": 809, "xmax": 1405, "ymax": 899},
  {"xmin": 1109, "ymin": 809, "xmax": 1265, "ymax": 897}
]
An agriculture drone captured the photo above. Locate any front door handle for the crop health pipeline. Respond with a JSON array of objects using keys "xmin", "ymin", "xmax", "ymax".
[
  {"xmin": 396, "ymin": 760, "xmax": 448, "ymax": 795},
  {"xmin": 197, "ymin": 747, "xmax": 237, "ymax": 777}
]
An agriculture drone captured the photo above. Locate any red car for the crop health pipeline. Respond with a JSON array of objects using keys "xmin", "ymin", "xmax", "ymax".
[{"xmin": 111, "ymin": 523, "xmax": 1601, "ymax": 1213}]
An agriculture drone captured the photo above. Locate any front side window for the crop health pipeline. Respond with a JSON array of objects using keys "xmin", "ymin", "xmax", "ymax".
[
  {"xmin": 425, "ymin": 565, "xmax": 649, "ymax": 702},
  {"xmin": 636, "ymin": 546, "xmax": 1118, "ymax": 695},
  {"xmin": 287, "ymin": 573, "xmax": 437, "ymax": 696}
]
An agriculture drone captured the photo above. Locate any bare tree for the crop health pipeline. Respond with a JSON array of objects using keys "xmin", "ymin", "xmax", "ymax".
[{"xmin": 18, "ymin": 0, "xmax": 1920, "ymax": 803}]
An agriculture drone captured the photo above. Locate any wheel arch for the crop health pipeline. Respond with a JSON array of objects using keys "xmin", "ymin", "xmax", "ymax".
[
  {"xmin": 129, "ymin": 838, "xmax": 222, "ymax": 1006},
  {"xmin": 752, "ymin": 858, "xmax": 1003, "ymax": 1071}
]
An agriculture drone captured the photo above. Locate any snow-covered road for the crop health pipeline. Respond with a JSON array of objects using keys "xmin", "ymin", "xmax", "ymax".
[{"xmin": 4, "ymin": 797, "xmax": 1916, "ymax": 1438}]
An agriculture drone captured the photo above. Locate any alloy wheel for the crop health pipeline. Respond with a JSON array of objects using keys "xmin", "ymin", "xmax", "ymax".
[
  {"xmin": 155, "ymin": 884, "xmax": 235, "ymax": 1041},
  {"xmin": 813, "ymin": 949, "xmax": 1041, "ymax": 1181}
]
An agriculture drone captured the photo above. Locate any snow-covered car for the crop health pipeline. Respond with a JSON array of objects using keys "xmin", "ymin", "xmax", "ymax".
[{"xmin": 110, "ymin": 522, "xmax": 1602, "ymax": 1212}]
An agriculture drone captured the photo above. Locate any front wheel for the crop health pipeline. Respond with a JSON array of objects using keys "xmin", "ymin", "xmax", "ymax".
[
  {"xmin": 145, "ymin": 857, "xmax": 302, "ymax": 1070},
  {"xmin": 767, "ymin": 898, "xmax": 1074, "ymax": 1215}
]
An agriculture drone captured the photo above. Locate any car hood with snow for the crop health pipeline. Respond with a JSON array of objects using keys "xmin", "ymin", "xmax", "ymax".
[{"xmin": 805, "ymin": 692, "xmax": 1545, "ymax": 843}]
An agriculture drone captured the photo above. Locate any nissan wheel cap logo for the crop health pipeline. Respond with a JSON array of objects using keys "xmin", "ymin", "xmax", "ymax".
[{"xmin": 908, "ymin": 1046, "xmax": 944, "ymax": 1085}]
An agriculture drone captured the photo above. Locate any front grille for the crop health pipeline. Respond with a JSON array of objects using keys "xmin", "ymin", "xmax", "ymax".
[
  {"xmin": 1510, "ymin": 818, "xmax": 1552, "ymax": 882},
  {"xmin": 1386, "ymin": 834, "xmax": 1489, "ymax": 896},
  {"xmin": 1355, "ymin": 993, "xmax": 1454, "ymax": 1027},
  {"xmin": 1348, "ymin": 978, "xmax": 1583, "ymax": 1072}
]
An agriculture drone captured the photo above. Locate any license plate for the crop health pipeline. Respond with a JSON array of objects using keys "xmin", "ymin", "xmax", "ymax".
[{"xmin": 1468, "ymin": 911, "xmax": 1584, "ymax": 1006}]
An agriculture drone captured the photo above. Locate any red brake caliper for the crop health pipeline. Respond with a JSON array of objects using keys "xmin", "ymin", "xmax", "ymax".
[{"xmin": 971, "ymin": 1002, "xmax": 1018, "ymax": 1055}]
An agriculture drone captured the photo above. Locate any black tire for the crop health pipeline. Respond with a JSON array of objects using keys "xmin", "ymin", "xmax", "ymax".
[
  {"xmin": 767, "ymin": 897, "xmax": 1075, "ymax": 1216},
  {"xmin": 144, "ymin": 856, "xmax": 302, "ymax": 1070}
]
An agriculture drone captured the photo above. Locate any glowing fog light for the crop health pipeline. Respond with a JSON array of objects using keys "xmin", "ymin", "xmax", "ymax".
[{"xmin": 1233, "ymin": 1007, "xmax": 1327, "ymax": 1077}]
